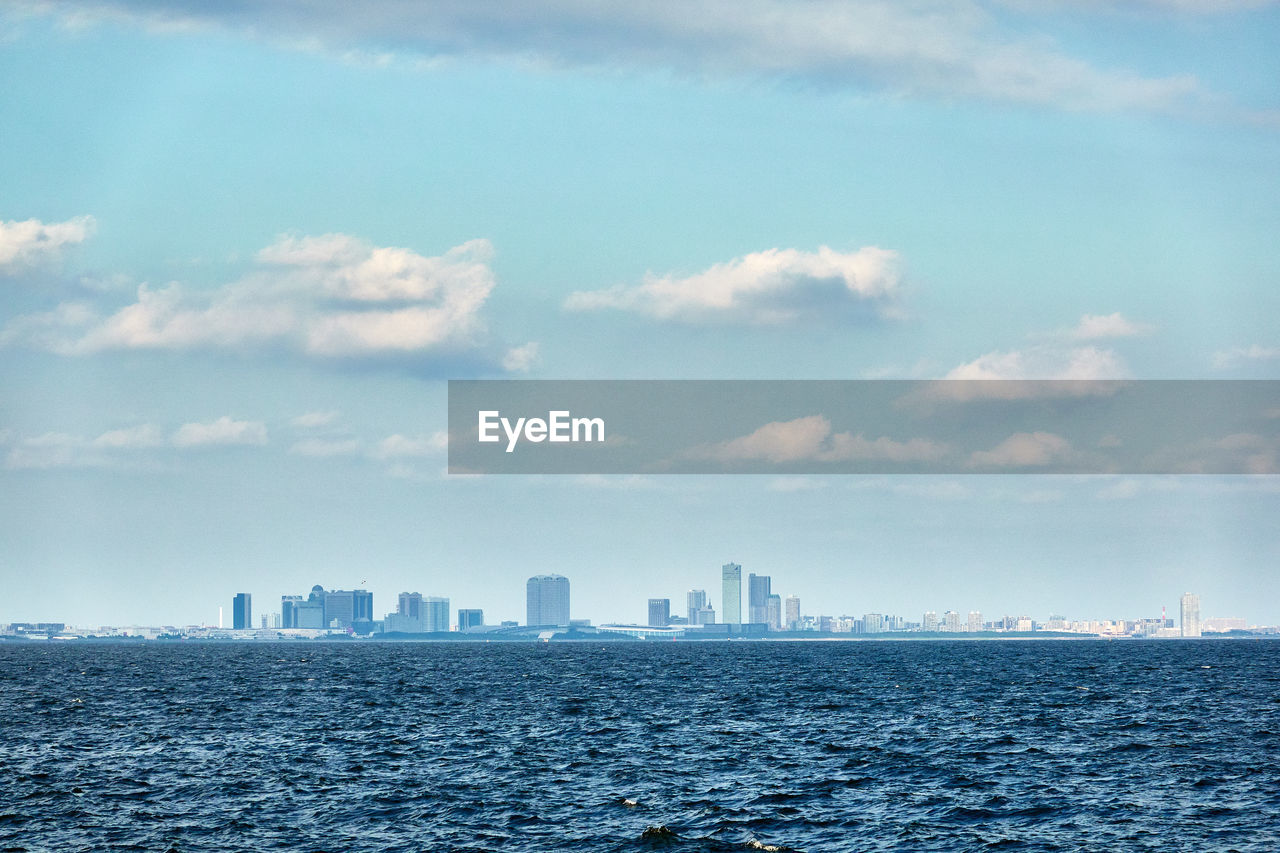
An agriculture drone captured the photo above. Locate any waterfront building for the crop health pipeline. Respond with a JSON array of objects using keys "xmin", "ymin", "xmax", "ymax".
[
  {"xmin": 766, "ymin": 594, "xmax": 782, "ymax": 631},
  {"xmin": 943, "ymin": 610, "xmax": 962, "ymax": 632},
  {"xmin": 425, "ymin": 596, "xmax": 450, "ymax": 632},
  {"xmin": 458, "ymin": 609, "xmax": 484, "ymax": 631},
  {"xmin": 785, "ymin": 595, "xmax": 800, "ymax": 631},
  {"xmin": 694, "ymin": 605, "xmax": 716, "ymax": 625},
  {"xmin": 648, "ymin": 598, "xmax": 671, "ymax": 627},
  {"xmin": 231, "ymin": 593, "xmax": 251, "ymax": 630},
  {"xmin": 687, "ymin": 589, "xmax": 707, "ymax": 622},
  {"xmin": 1015, "ymin": 616, "xmax": 1033, "ymax": 632},
  {"xmin": 747, "ymin": 573, "xmax": 771, "ymax": 624},
  {"xmin": 722, "ymin": 563, "xmax": 742, "ymax": 626},
  {"xmin": 923, "ymin": 611, "xmax": 939, "ymax": 632},
  {"xmin": 527, "ymin": 574, "xmax": 571, "ymax": 626},
  {"xmin": 1181, "ymin": 593, "xmax": 1201, "ymax": 638},
  {"xmin": 967, "ymin": 611, "xmax": 982, "ymax": 633},
  {"xmin": 280, "ymin": 595, "xmax": 303, "ymax": 629},
  {"xmin": 863, "ymin": 612, "xmax": 884, "ymax": 634},
  {"xmin": 398, "ymin": 592, "xmax": 424, "ymax": 620}
]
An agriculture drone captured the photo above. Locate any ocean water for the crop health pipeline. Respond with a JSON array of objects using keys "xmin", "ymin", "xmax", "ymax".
[{"xmin": 1, "ymin": 640, "xmax": 1278, "ymax": 852}]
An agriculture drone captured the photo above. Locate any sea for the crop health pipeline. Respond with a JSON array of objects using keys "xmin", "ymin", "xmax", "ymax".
[{"xmin": 1, "ymin": 640, "xmax": 1277, "ymax": 852}]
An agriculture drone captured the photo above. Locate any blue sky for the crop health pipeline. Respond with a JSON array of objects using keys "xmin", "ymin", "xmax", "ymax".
[{"xmin": 1, "ymin": 0, "xmax": 1278, "ymax": 627}]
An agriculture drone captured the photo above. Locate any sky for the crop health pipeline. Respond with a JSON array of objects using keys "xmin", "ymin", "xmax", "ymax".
[{"xmin": 1, "ymin": 0, "xmax": 1278, "ymax": 628}]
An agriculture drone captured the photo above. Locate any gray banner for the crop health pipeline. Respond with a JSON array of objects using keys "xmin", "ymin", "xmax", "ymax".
[{"xmin": 447, "ymin": 380, "xmax": 1280, "ymax": 475}]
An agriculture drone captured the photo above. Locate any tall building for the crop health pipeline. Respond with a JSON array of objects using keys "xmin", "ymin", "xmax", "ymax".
[
  {"xmin": 232, "ymin": 593, "xmax": 251, "ymax": 630},
  {"xmin": 648, "ymin": 598, "xmax": 670, "ymax": 627},
  {"xmin": 747, "ymin": 573, "xmax": 772, "ymax": 624},
  {"xmin": 863, "ymin": 613, "xmax": 884, "ymax": 634},
  {"xmin": 967, "ymin": 611, "xmax": 983, "ymax": 633},
  {"xmin": 687, "ymin": 589, "xmax": 707, "ymax": 622},
  {"xmin": 1180, "ymin": 593, "xmax": 1201, "ymax": 638},
  {"xmin": 722, "ymin": 563, "xmax": 742, "ymax": 626},
  {"xmin": 280, "ymin": 595, "xmax": 302, "ymax": 629},
  {"xmin": 398, "ymin": 592, "xmax": 424, "ymax": 620},
  {"xmin": 943, "ymin": 610, "xmax": 962, "ymax": 632},
  {"xmin": 923, "ymin": 611, "xmax": 939, "ymax": 632},
  {"xmin": 324, "ymin": 589, "xmax": 370, "ymax": 629},
  {"xmin": 785, "ymin": 595, "xmax": 800, "ymax": 631},
  {"xmin": 458, "ymin": 609, "xmax": 484, "ymax": 631},
  {"xmin": 765, "ymin": 594, "xmax": 782, "ymax": 631},
  {"xmin": 425, "ymin": 596, "xmax": 450, "ymax": 632},
  {"xmin": 527, "ymin": 574, "xmax": 571, "ymax": 626}
]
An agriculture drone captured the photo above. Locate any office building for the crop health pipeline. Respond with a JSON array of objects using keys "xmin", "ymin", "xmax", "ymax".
[
  {"xmin": 232, "ymin": 593, "xmax": 251, "ymax": 630},
  {"xmin": 648, "ymin": 598, "xmax": 671, "ymax": 627},
  {"xmin": 785, "ymin": 595, "xmax": 800, "ymax": 631},
  {"xmin": 425, "ymin": 596, "xmax": 450, "ymax": 632},
  {"xmin": 687, "ymin": 589, "xmax": 707, "ymax": 622},
  {"xmin": 527, "ymin": 574, "xmax": 571, "ymax": 626},
  {"xmin": 322, "ymin": 589, "xmax": 372, "ymax": 629},
  {"xmin": 766, "ymin": 594, "xmax": 782, "ymax": 631},
  {"xmin": 398, "ymin": 592, "xmax": 423, "ymax": 621},
  {"xmin": 748, "ymin": 573, "xmax": 771, "ymax": 624},
  {"xmin": 1181, "ymin": 593, "xmax": 1201, "ymax": 638},
  {"xmin": 458, "ymin": 609, "xmax": 484, "ymax": 631},
  {"xmin": 280, "ymin": 595, "xmax": 303, "ymax": 629},
  {"xmin": 722, "ymin": 563, "xmax": 742, "ymax": 626}
]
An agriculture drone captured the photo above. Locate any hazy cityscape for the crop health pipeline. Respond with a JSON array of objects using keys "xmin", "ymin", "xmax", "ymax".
[{"xmin": 3, "ymin": 563, "xmax": 1271, "ymax": 642}]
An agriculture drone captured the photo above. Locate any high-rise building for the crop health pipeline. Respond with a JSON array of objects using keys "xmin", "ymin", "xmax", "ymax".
[
  {"xmin": 747, "ymin": 573, "xmax": 771, "ymax": 624},
  {"xmin": 765, "ymin": 594, "xmax": 782, "ymax": 631},
  {"xmin": 1180, "ymin": 593, "xmax": 1201, "ymax": 638},
  {"xmin": 232, "ymin": 593, "xmax": 251, "ymax": 630},
  {"xmin": 785, "ymin": 595, "xmax": 800, "ymax": 631},
  {"xmin": 296, "ymin": 585, "xmax": 327, "ymax": 629},
  {"xmin": 943, "ymin": 610, "xmax": 962, "ymax": 632},
  {"xmin": 923, "ymin": 611, "xmax": 939, "ymax": 632},
  {"xmin": 324, "ymin": 589, "xmax": 366, "ymax": 629},
  {"xmin": 648, "ymin": 598, "xmax": 670, "ymax": 627},
  {"xmin": 280, "ymin": 595, "xmax": 303, "ymax": 629},
  {"xmin": 352, "ymin": 590, "xmax": 373, "ymax": 624},
  {"xmin": 967, "ymin": 611, "xmax": 983, "ymax": 633},
  {"xmin": 863, "ymin": 613, "xmax": 884, "ymax": 634},
  {"xmin": 722, "ymin": 563, "xmax": 742, "ymax": 626},
  {"xmin": 458, "ymin": 609, "xmax": 484, "ymax": 631},
  {"xmin": 687, "ymin": 589, "xmax": 707, "ymax": 622},
  {"xmin": 398, "ymin": 592, "xmax": 424, "ymax": 620},
  {"xmin": 425, "ymin": 596, "xmax": 450, "ymax": 632},
  {"xmin": 527, "ymin": 574, "xmax": 571, "ymax": 626}
]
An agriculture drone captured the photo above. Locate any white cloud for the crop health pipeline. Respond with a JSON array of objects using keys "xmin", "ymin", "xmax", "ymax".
[
  {"xmin": 291, "ymin": 410, "xmax": 341, "ymax": 428},
  {"xmin": 501, "ymin": 341, "xmax": 540, "ymax": 372},
  {"xmin": 969, "ymin": 431, "xmax": 1073, "ymax": 467},
  {"xmin": 172, "ymin": 417, "xmax": 268, "ymax": 448},
  {"xmin": 289, "ymin": 438, "xmax": 361, "ymax": 457},
  {"xmin": 0, "ymin": 216, "xmax": 95, "ymax": 273},
  {"xmin": 946, "ymin": 345, "xmax": 1128, "ymax": 380},
  {"xmin": 1212, "ymin": 344, "xmax": 1280, "ymax": 368},
  {"xmin": 1069, "ymin": 312, "xmax": 1151, "ymax": 340},
  {"xmin": 689, "ymin": 415, "xmax": 948, "ymax": 464},
  {"xmin": 25, "ymin": 1, "xmax": 1231, "ymax": 115},
  {"xmin": 4, "ymin": 233, "xmax": 498, "ymax": 359},
  {"xmin": 91, "ymin": 423, "xmax": 164, "ymax": 448},
  {"xmin": 567, "ymin": 246, "xmax": 902, "ymax": 325},
  {"xmin": 5, "ymin": 433, "xmax": 89, "ymax": 470},
  {"xmin": 372, "ymin": 432, "xmax": 449, "ymax": 459}
]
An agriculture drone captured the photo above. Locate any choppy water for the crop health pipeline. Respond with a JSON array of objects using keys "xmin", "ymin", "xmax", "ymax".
[{"xmin": 2, "ymin": 640, "xmax": 1278, "ymax": 851}]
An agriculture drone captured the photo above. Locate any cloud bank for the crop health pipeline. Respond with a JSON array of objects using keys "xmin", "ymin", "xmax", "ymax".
[
  {"xmin": 0, "ymin": 216, "xmax": 95, "ymax": 273},
  {"xmin": 566, "ymin": 245, "xmax": 902, "ymax": 325}
]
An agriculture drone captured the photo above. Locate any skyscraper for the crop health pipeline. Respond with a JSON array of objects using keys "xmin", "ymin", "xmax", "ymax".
[
  {"xmin": 923, "ymin": 611, "xmax": 939, "ymax": 632},
  {"xmin": 785, "ymin": 595, "xmax": 800, "ymax": 631},
  {"xmin": 458, "ymin": 609, "xmax": 484, "ymax": 631},
  {"xmin": 425, "ymin": 596, "xmax": 450, "ymax": 632},
  {"xmin": 765, "ymin": 594, "xmax": 782, "ymax": 631},
  {"xmin": 747, "ymin": 573, "xmax": 771, "ymax": 624},
  {"xmin": 527, "ymin": 574, "xmax": 571, "ymax": 626},
  {"xmin": 1181, "ymin": 593, "xmax": 1201, "ymax": 638},
  {"xmin": 967, "ymin": 611, "xmax": 983, "ymax": 633},
  {"xmin": 721, "ymin": 563, "xmax": 742, "ymax": 626},
  {"xmin": 398, "ymin": 592, "xmax": 423, "ymax": 620},
  {"xmin": 687, "ymin": 589, "xmax": 707, "ymax": 622},
  {"xmin": 232, "ymin": 593, "xmax": 251, "ymax": 630},
  {"xmin": 648, "ymin": 598, "xmax": 670, "ymax": 627},
  {"xmin": 863, "ymin": 613, "xmax": 884, "ymax": 634}
]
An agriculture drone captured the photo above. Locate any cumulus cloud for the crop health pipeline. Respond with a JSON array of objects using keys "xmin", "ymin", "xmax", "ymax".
[
  {"xmin": 172, "ymin": 417, "xmax": 268, "ymax": 448},
  {"xmin": 23, "ymin": 1, "xmax": 1234, "ymax": 116},
  {"xmin": 4, "ymin": 233, "xmax": 498, "ymax": 359},
  {"xmin": 968, "ymin": 431, "xmax": 1073, "ymax": 467},
  {"xmin": 566, "ymin": 246, "xmax": 903, "ymax": 325},
  {"xmin": 688, "ymin": 415, "xmax": 948, "ymax": 464},
  {"xmin": 1069, "ymin": 312, "xmax": 1151, "ymax": 340},
  {"xmin": 501, "ymin": 341, "xmax": 540, "ymax": 372},
  {"xmin": 291, "ymin": 410, "xmax": 341, "ymax": 428},
  {"xmin": 91, "ymin": 423, "xmax": 164, "ymax": 448},
  {"xmin": 0, "ymin": 216, "xmax": 95, "ymax": 273},
  {"xmin": 372, "ymin": 432, "xmax": 449, "ymax": 459},
  {"xmin": 946, "ymin": 344, "xmax": 1128, "ymax": 380},
  {"xmin": 1212, "ymin": 344, "xmax": 1280, "ymax": 368}
]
